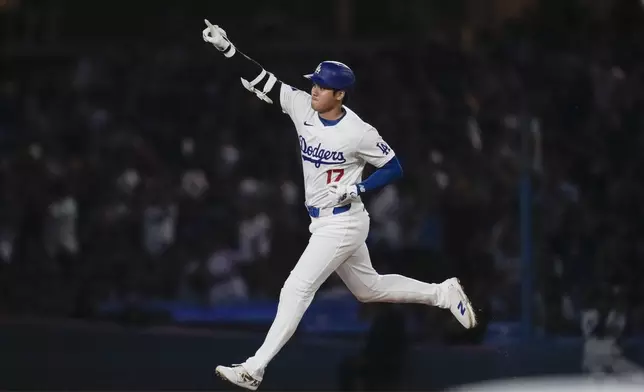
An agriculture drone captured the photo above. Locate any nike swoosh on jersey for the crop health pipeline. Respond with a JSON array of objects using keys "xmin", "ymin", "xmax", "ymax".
[{"xmin": 303, "ymin": 121, "xmax": 314, "ymax": 126}]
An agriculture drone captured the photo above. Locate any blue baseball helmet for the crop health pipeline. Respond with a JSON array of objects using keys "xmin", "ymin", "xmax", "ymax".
[{"xmin": 304, "ymin": 61, "xmax": 355, "ymax": 90}]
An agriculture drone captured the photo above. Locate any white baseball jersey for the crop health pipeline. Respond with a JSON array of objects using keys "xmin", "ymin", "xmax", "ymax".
[{"xmin": 279, "ymin": 83, "xmax": 396, "ymax": 208}]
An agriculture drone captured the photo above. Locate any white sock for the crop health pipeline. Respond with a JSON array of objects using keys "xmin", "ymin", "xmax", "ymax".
[
  {"xmin": 366, "ymin": 274, "xmax": 449, "ymax": 308},
  {"xmin": 242, "ymin": 287, "xmax": 314, "ymax": 379}
]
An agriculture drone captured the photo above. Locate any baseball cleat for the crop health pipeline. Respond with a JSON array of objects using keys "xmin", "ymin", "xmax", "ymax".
[
  {"xmin": 215, "ymin": 364, "xmax": 261, "ymax": 390},
  {"xmin": 443, "ymin": 277, "xmax": 478, "ymax": 329}
]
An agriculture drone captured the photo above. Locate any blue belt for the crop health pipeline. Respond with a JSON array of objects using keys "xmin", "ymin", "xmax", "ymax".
[{"xmin": 306, "ymin": 204, "xmax": 351, "ymax": 218}]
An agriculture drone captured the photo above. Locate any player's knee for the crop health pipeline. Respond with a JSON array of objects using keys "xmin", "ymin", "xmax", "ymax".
[
  {"xmin": 352, "ymin": 275, "xmax": 383, "ymax": 303},
  {"xmin": 354, "ymin": 290, "xmax": 377, "ymax": 303},
  {"xmin": 354, "ymin": 286, "xmax": 383, "ymax": 302},
  {"xmin": 281, "ymin": 273, "xmax": 316, "ymax": 300}
]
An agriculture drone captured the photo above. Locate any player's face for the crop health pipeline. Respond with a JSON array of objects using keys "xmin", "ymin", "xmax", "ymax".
[{"xmin": 310, "ymin": 84, "xmax": 344, "ymax": 113}]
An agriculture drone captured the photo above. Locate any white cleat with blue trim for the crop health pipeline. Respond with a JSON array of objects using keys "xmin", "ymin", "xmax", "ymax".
[{"xmin": 443, "ymin": 277, "xmax": 478, "ymax": 329}]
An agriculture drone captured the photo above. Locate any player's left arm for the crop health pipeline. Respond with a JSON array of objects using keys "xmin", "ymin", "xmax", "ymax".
[
  {"xmin": 356, "ymin": 155, "xmax": 403, "ymax": 194},
  {"xmin": 328, "ymin": 128, "xmax": 403, "ymax": 205},
  {"xmin": 354, "ymin": 128, "xmax": 403, "ymax": 194}
]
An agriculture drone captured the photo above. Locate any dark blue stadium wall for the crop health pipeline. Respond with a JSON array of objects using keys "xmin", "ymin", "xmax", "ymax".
[{"xmin": 2, "ymin": 321, "xmax": 644, "ymax": 390}]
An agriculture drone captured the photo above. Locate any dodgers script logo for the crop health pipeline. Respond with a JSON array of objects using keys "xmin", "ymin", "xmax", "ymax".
[{"xmin": 299, "ymin": 136, "xmax": 346, "ymax": 168}]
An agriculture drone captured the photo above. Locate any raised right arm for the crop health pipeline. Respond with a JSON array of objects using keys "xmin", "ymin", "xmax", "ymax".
[{"xmin": 202, "ymin": 19, "xmax": 310, "ymax": 116}]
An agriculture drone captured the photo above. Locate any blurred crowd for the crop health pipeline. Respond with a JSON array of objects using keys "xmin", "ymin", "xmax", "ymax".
[{"xmin": 1, "ymin": 0, "xmax": 644, "ymax": 338}]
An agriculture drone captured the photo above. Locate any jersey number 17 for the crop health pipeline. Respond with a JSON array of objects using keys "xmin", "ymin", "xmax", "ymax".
[{"xmin": 326, "ymin": 169, "xmax": 344, "ymax": 184}]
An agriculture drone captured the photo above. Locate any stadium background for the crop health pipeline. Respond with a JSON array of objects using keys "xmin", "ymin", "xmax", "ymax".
[{"xmin": 1, "ymin": 0, "xmax": 644, "ymax": 389}]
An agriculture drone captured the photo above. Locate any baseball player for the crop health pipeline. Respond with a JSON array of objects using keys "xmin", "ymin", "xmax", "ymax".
[{"xmin": 202, "ymin": 20, "xmax": 477, "ymax": 390}]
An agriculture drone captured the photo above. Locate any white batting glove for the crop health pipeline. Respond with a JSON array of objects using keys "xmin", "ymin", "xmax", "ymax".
[
  {"xmin": 327, "ymin": 184, "xmax": 360, "ymax": 206},
  {"xmin": 202, "ymin": 19, "xmax": 236, "ymax": 57}
]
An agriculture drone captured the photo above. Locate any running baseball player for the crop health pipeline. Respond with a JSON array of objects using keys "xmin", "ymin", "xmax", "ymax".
[{"xmin": 202, "ymin": 20, "xmax": 477, "ymax": 390}]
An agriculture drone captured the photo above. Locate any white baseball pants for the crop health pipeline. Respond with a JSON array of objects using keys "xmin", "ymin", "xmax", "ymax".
[{"xmin": 242, "ymin": 208, "xmax": 448, "ymax": 379}]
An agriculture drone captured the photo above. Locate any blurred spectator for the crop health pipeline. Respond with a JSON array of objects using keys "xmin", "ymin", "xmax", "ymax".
[{"xmin": 581, "ymin": 287, "xmax": 644, "ymax": 380}]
